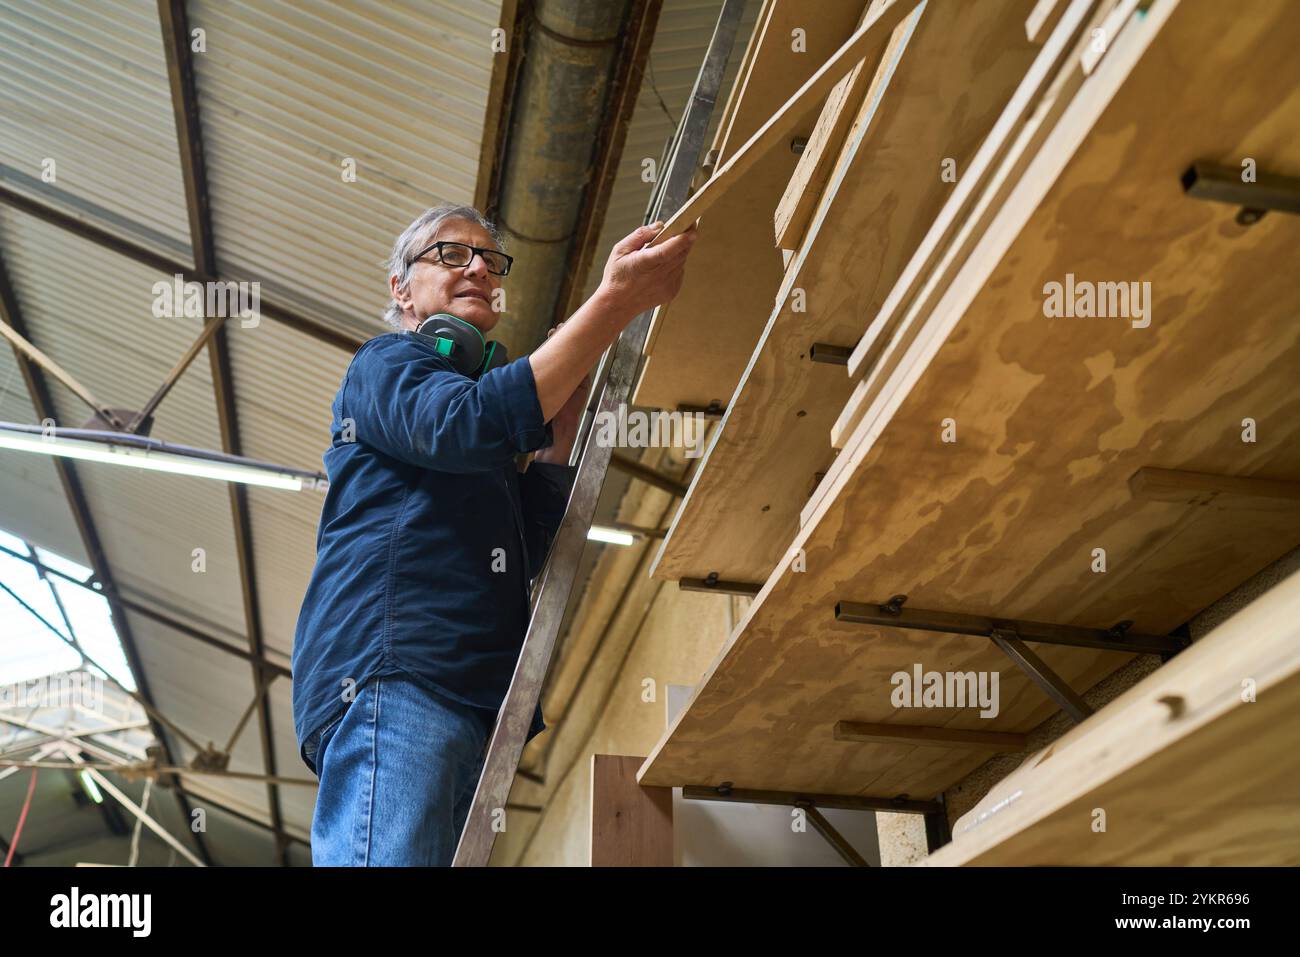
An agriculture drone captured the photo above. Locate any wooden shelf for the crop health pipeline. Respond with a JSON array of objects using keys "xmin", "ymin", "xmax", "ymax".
[
  {"xmin": 636, "ymin": 0, "xmax": 1300, "ymax": 802},
  {"xmin": 650, "ymin": 0, "xmax": 1042, "ymax": 585},
  {"xmin": 923, "ymin": 569, "xmax": 1300, "ymax": 866}
]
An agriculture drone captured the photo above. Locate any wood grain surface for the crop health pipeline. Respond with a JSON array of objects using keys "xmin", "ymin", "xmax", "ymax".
[
  {"xmin": 637, "ymin": 0, "xmax": 1300, "ymax": 801},
  {"xmin": 652, "ymin": 0, "xmax": 1040, "ymax": 584}
]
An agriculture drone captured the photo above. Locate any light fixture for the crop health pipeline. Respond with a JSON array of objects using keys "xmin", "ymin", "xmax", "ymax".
[
  {"xmin": 587, "ymin": 525, "xmax": 636, "ymax": 546},
  {"xmin": 78, "ymin": 769, "xmax": 103, "ymax": 804},
  {"xmin": 0, "ymin": 422, "xmax": 326, "ymax": 492}
]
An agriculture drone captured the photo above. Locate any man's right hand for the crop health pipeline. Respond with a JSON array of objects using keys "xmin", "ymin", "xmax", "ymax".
[
  {"xmin": 597, "ymin": 221, "xmax": 698, "ymax": 319},
  {"xmin": 528, "ymin": 221, "xmax": 698, "ymax": 423}
]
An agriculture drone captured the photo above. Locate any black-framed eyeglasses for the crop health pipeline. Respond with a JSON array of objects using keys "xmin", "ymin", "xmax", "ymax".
[{"xmin": 410, "ymin": 241, "xmax": 513, "ymax": 276}]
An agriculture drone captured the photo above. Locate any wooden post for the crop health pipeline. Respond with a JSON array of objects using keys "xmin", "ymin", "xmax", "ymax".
[{"xmin": 591, "ymin": 755, "xmax": 673, "ymax": 866}]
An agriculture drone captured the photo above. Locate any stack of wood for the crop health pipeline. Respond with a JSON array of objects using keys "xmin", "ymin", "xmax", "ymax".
[{"xmin": 631, "ymin": 0, "xmax": 1300, "ymax": 865}]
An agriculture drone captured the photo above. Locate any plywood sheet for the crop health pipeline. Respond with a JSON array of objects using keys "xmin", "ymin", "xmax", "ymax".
[
  {"xmin": 924, "ymin": 570, "xmax": 1300, "ymax": 866},
  {"xmin": 652, "ymin": 0, "xmax": 1041, "ymax": 584},
  {"xmin": 633, "ymin": 0, "xmax": 871, "ymax": 410},
  {"xmin": 637, "ymin": 0, "xmax": 1300, "ymax": 800}
]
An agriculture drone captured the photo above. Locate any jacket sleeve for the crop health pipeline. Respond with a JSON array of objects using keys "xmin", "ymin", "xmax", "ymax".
[
  {"xmin": 518, "ymin": 460, "xmax": 578, "ymax": 580},
  {"xmin": 341, "ymin": 336, "xmax": 550, "ymax": 473}
]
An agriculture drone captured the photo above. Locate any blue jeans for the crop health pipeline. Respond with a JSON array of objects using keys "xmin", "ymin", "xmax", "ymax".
[{"xmin": 304, "ymin": 672, "xmax": 493, "ymax": 866}]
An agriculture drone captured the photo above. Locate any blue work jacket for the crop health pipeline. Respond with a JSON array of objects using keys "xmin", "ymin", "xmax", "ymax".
[{"xmin": 291, "ymin": 332, "xmax": 576, "ymax": 771}]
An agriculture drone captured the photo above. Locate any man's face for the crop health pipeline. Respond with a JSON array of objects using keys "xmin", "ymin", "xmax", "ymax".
[{"xmin": 392, "ymin": 218, "xmax": 503, "ymax": 334}]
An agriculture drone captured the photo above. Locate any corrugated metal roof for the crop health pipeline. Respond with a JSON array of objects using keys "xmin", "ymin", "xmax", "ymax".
[
  {"xmin": 128, "ymin": 609, "xmax": 282, "ymax": 832},
  {"xmin": 0, "ymin": 334, "xmax": 88, "ymax": 563},
  {"xmin": 1, "ymin": 0, "xmax": 515, "ymax": 861},
  {"xmin": 1, "ymin": 207, "xmax": 285, "ymax": 830},
  {"xmin": 188, "ymin": 0, "xmax": 504, "ymax": 341},
  {"xmin": 0, "ymin": 670, "xmax": 308, "ymax": 864},
  {"xmin": 268, "ymin": 677, "xmax": 313, "ymax": 833},
  {"xmin": 0, "ymin": 208, "xmax": 250, "ymax": 639},
  {"xmin": 0, "ymin": 0, "xmax": 191, "ymax": 257}
]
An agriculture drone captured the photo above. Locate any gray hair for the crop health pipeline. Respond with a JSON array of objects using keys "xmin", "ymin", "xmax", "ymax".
[{"xmin": 382, "ymin": 203, "xmax": 507, "ymax": 330}]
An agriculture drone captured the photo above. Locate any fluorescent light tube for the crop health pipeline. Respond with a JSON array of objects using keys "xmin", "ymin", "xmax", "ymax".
[
  {"xmin": 587, "ymin": 525, "xmax": 635, "ymax": 546},
  {"xmin": 0, "ymin": 431, "xmax": 303, "ymax": 490},
  {"xmin": 78, "ymin": 769, "xmax": 104, "ymax": 804}
]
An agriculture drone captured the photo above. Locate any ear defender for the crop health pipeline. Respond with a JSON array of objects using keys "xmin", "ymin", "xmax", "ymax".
[{"xmin": 414, "ymin": 313, "xmax": 510, "ymax": 378}]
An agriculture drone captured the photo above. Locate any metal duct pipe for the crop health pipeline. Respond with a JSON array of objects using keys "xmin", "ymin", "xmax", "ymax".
[{"xmin": 491, "ymin": 0, "xmax": 638, "ymax": 356}]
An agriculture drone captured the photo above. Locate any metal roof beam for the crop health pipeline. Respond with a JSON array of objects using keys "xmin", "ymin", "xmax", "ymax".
[
  {"xmin": 0, "ymin": 183, "xmax": 364, "ymax": 354},
  {"xmin": 157, "ymin": 0, "xmax": 289, "ymax": 866}
]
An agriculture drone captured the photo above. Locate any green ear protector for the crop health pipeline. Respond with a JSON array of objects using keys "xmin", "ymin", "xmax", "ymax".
[{"xmin": 414, "ymin": 313, "xmax": 509, "ymax": 379}]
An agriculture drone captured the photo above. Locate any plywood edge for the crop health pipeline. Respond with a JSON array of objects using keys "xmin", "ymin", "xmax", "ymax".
[
  {"xmin": 1025, "ymin": 0, "xmax": 1064, "ymax": 41},
  {"xmin": 772, "ymin": 2, "xmax": 891, "ymax": 249},
  {"xmin": 834, "ymin": 720, "xmax": 1028, "ymax": 752},
  {"xmin": 816, "ymin": 0, "xmax": 1163, "ymax": 532},
  {"xmin": 649, "ymin": 0, "xmax": 922, "ymax": 245},
  {"xmin": 711, "ymin": 0, "xmax": 776, "ymax": 165}
]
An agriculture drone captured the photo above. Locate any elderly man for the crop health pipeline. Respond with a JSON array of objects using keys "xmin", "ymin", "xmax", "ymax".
[{"xmin": 291, "ymin": 203, "xmax": 696, "ymax": 866}]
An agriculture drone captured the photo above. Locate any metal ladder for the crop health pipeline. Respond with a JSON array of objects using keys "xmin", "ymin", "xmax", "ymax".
[{"xmin": 453, "ymin": 0, "xmax": 747, "ymax": 867}]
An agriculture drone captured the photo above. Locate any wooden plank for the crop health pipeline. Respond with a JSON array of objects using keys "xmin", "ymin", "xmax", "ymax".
[
  {"xmin": 1025, "ymin": 0, "xmax": 1062, "ymax": 41},
  {"xmin": 925, "ymin": 569, "xmax": 1300, "ymax": 866},
  {"xmin": 772, "ymin": 3, "xmax": 888, "ymax": 251},
  {"xmin": 834, "ymin": 721, "xmax": 1028, "ymax": 752},
  {"xmin": 637, "ymin": 0, "xmax": 1300, "ymax": 801},
  {"xmin": 634, "ymin": 0, "xmax": 875, "ymax": 409},
  {"xmin": 713, "ymin": 0, "xmax": 795, "ymax": 162},
  {"xmin": 708, "ymin": 0, "xmax": 773, "ymax": 166},
  {"xmin": 1079, "ymin": 0, "xmax": 1139, "ymax": 74},
  {"xmin": 651, "ymin": 0, "xmax": 1041, "ymax": 585},
  {"xmin": 648, "ymin": 0, "xmax": 920, "ymax": 246},
  {"xmin": 640, "ymin": 0, "xmax": 823, "ymax": 367},
  {"xmin": 825, "ymin": 0, "xmax": 1121, "ymax": 456},
  {"xmin": 590, "ymin": 754, "xmax": 674, "ymax": 866}
]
